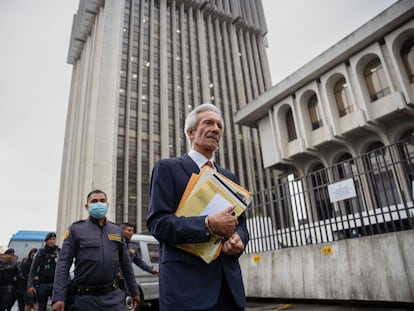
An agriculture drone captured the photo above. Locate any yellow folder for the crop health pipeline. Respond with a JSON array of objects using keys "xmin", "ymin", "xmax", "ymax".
[{"xmin": 175, "ymin": 167, "xmax": 252, "ymax": 263}]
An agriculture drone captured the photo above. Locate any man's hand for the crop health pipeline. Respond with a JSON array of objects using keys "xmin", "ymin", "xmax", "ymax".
[
  {"xmin": 222, "ymin": 232, "xmax": 245, "ymax": 256},
  {"xmin": 207, "ymin": 206, "xmax": 238, "ymax": 238},
  {"xmin": 52, "ymin": 301, "xmax": 65, "ymax": 311},
  {"xmin": 151, "ymin": 266, "xmax": 159, "ymax": 275},
  {"xmin": 27, "ymin": 287, "xmax": 36, "ymax": 296},
  {"xmin": 131, "ymin": 295, "xmax": 141, "ymax": 309}
]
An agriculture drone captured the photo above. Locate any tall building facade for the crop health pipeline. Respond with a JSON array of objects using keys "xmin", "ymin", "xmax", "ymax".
[{"xmin": 57, "ymin": 0, "xmax": 273, "ymax": 238}]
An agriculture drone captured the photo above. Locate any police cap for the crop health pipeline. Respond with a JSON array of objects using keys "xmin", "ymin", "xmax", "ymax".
[{"xmin": 45, "ymin": 232, "xmax": 57, "ymax": 241}]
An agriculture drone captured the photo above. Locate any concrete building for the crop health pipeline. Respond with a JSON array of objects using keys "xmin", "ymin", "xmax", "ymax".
[
  {"xmin": 57, "ymin": 0, "xmax": 274, "ymax": 237},
  {"xmin": 236, "ymin": 0, "xmax": 414, "ymax": 227},
  {"xmin": 236, "ymin": 0, "xmax": 414, "ymax": 180},
  {"xmin": 236, "ymin": 0, "xmax": 414, "ymax": 303}
]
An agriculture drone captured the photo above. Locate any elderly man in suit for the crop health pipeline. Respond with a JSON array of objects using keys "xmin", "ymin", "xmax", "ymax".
[{"xmin": 147, "ymin": 103, "xmax": 249, "ymax": 311}]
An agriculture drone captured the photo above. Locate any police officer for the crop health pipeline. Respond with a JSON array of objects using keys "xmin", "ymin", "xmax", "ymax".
[
  {"xmin": 51, "ymin": 189, "xmax": 140, "ymax": 311},
  {"xmin": 0, "ymin": 248, "xmax": 19, "ymax": 311},
  {"xmin": 120, "ymin": 223, "xmax": 159, "ymax": 275},
  {"xmin": 27, "ymin": 232, "xmax": 60, "ymax": 311},
  {"xmin": 21, "ymin": 248, "xmax": 39, "ymax": 311}
]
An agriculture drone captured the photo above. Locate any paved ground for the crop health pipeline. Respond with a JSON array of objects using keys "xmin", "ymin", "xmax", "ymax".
[
  {"xmin": 245, "ymin": 301, "xmax": 413, "ymax": 311},
  {"xmin": 12, "ymin": 299, "xmax": 413, "ymax": 310}
]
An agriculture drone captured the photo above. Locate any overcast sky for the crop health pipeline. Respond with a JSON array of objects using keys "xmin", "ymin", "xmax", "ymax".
[{"xmin": 0, "ymin": 0, "xmax": 398, "ymax": 247}]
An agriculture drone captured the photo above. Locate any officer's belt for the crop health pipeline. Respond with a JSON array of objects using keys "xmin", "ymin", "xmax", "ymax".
[{"xmin": 75, "ymin": 279, "xmax": 119, "ymax": 296}]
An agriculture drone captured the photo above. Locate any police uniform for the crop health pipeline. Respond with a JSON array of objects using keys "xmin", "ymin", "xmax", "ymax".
[
  {"xmin": 0, "ymin": 249, "xmax": 19, "ymax": 311},
  {"xmin": 27, "ymin": 236, "xmax": 60, "ymax": 311},
  {"xmin": 20, "ymin": 253, "xmax": 36, "ymax": 307},
  {"xmin": 52, "ymin": 217, "xmax": 138, "ymax": 310},
  {"xmin": 126, "ymin": 239, "xmax": 155, "ymax": 274}
]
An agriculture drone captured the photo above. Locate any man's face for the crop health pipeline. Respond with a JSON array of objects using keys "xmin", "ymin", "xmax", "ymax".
[
  {"xmin": 123, "ymin": 226, "xmax": 134, "ymax": 239},
  {"xmin": 188, "ymin": 110, "xmax": 223, "ymax": 157},
  {"xmin": 85, "ymin": 192, "xmax": 108, "ymax": 211},
  {"xmin": 46, "ymin": 237, "xmax": 56, "ymax": 247}
]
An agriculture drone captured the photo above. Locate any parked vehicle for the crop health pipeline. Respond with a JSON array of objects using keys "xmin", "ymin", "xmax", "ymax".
[{"xmin": 129, "ymin": 233, "xmax": 159, "ymax": 310}]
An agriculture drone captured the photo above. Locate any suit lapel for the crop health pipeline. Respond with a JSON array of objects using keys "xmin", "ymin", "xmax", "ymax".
[{"xmin": 179, "ymin": 154, "xmax": 199, "ymax": 176}]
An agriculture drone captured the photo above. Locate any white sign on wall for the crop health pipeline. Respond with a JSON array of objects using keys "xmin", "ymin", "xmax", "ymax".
[{"xmin": 327, "ymin": 178, "xmax": 357, "ymax": 203}]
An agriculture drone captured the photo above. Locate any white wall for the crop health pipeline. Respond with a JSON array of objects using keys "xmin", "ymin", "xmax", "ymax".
[{"xmin": 240, "ymin": 230, "xmax": 414, "ymax": 303}]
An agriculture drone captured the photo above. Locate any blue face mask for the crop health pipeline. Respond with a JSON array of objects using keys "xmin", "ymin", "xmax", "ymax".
[{"xmin": 88, "ymin": 202, "xmax": 108, "ymax": 218}]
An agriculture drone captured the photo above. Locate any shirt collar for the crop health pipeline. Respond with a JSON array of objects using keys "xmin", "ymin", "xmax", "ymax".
[{"xmin": 188, "ymin": 149, "xmax": 215, "ymax": 170}]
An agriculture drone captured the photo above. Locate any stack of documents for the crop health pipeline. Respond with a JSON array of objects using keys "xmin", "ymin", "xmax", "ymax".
[{"xmin": 175, "ymin": 166, "xmax": 252, "ymax": 263}]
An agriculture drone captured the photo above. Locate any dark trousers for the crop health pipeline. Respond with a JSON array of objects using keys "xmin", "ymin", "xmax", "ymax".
[
  {"xmin": 37, "ymin": 283, "xmax": 53, "ymax": 311},
  {"xmin": 0, "ymin": 285, "xmax": 15, "ymax": 311},
  {"xmin": 15, "ymin": 285, "xmax": 25, "ymax": 311},
  {"xmin": 73, "ymin": 287, "xmax": 125, "ymax": 311},
  {"xmin": 208, "ymin": 277, "xmax": 244, "ymax": 311}
]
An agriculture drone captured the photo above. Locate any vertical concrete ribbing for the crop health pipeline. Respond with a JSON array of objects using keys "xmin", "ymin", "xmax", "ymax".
[
  {"xmin": 160, "ymin": 0, "xmax": 169, "ymax": 158},
  {"xmin": 59, "ymin": 0, "xmax": 272, "ymax": 235}
]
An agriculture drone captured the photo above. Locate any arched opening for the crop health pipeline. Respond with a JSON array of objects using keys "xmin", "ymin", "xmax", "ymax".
[
  {"xmin": 285, "ymin": 108, "xmax": 297, "ymax": 141},
  {"xmin": 334, "ymin": 77, "xmax": 354, "ymax": 117},
  {"xmin": 401, "ymin": 37, "xmax": 414, "ymax": 83},
  {"xmin": 364, "ymin": 142, "xmax": 401, "ymax": 207},
  {"xmin": 398, "ymin": 128, "xmax": 414, "ymax": 199},
  {"xmin": 308, "ymin": 163, "xmax": 332, "ymax": 221},
  {"xmin": 308, "ymin": 94, "xmax": 323, "ymax": 129},
  {"xmin": 364, "ymin": 58, "xmax": 391, "ymax": 101}
]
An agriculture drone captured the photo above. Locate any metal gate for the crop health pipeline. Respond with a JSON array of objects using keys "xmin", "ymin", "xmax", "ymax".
[{"xmin": 245, "ymin": 137, "xmax": 414, "ymax": 253}]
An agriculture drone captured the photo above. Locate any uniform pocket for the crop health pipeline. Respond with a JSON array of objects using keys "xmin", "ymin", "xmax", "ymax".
[{"xmin": 79, "ymin": 239, "xmax": 100, "ymax": 249}]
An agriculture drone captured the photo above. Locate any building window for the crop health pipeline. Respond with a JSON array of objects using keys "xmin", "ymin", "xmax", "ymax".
[
  {"xmin": 364, "ymin": 58, "xmax": 390, "ymax": 102},
  {"xmin": 285, "ymin": 108, "xmax": 297, "ymax": 142},
  {"xmin": 308, "ymin": 94, "xmax": 323, "ymax": 130},
  {"xmin": 401, "ymin": 37, "xmax": 414, "ymax": 83},
  {"xmin": 334, "ymin": 78, "xmax": 354, "ymax": 117}
]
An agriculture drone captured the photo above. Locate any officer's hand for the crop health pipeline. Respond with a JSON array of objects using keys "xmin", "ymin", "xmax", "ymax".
[
  {"xmin": 131, "ymin": 295, "xmax": 140, "ymax": 309},
  {"xmin": 222, "ymin": 232, "xmax": 245, "ymax": 256},
  {"xmin": 27, "ymin": 287, "xmax": 36, "ymax": 296},
  {"xmin": 207, "ymin": 206, "xmax": 238, "ymax": 238},
  {"xmin": 152, "ymin": 266, "xmax": 159, "ymax": 275},
  {"xmin": 52, "ymin": 301, "xmax": 65, "ymax": 311}
]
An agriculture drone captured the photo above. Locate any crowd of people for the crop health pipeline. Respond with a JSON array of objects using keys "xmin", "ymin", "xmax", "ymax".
[
  {"xmin": 0, "ymin": 233, "xmax": 58, "ymax": 311},
  {"xmin": 0, "ymin": 224, "xmax": 157, "ymax": 311}
]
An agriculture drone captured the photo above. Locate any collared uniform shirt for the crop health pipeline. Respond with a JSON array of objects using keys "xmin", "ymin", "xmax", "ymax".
[
  {"xmin": 52, "ymin": 217, "xmax": 138, "ymax": 302},
  {"xmin": 126, "ymin": 239, "xmax": 154, "ymax": 274},
  {"xmin": 27, "ymin": 245, "xmax": 60, "ymax": 287}
]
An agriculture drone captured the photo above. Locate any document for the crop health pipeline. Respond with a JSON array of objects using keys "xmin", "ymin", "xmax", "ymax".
[
  {"xmin": 201, "ymin": 194, "xmax": 233, "ymax": 216},
  {"xmin": 175, "ymin": 167, "xmax": 252, "ymax": 263}
]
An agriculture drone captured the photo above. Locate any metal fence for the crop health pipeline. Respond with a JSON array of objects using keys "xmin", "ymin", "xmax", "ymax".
[{"xmin": 245, "ymin": 137, "xmax": 414, "ymax": 253}]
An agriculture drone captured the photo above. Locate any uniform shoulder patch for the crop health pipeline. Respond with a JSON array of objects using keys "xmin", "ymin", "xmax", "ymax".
[
  {"xmin": 108, "ymin": 234, "xmax": 122, "ymax": 242},
  {"xmin": 63, "ymin": 230, "xmax": 70, "ymax": 241}
]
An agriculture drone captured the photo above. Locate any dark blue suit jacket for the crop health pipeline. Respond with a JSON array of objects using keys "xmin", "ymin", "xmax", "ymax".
[{"xmin": 147, "ymin": 154, "xmax": 249, "ymax": 311}]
